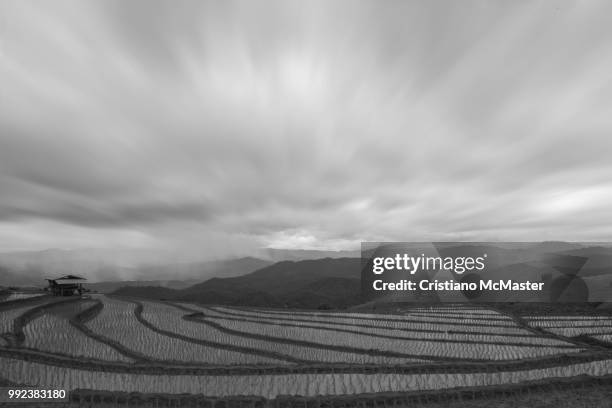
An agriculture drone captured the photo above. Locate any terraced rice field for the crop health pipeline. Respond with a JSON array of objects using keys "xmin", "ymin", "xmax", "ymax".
[
  {"xmin": 23, "ymin": 305, "xmax": 133, "ymax": 362},
  {"xmin": 0, "ymin": 293, "xmax": 45, "ymax": 302},
  {"xmin": 526, "ymin": 315, "xmax": 612, "ymax": 337},
  {"xmin": 1, "ymin": 295, "xmax": 612, "ymax": 406},
  {"xmin": 141, "ymin": 301, "xmax": 420, "ymax": 364},
  {"xmin": 191, "ymin": 306, "xmax": 579, "ymax": 361},
  {"xmin": 85, "ymin": 297, "xmax": 285, "ymax": 365},
  {"xmin": 0, "ymin": 300, "xmax": 60, "ymax": 334}
]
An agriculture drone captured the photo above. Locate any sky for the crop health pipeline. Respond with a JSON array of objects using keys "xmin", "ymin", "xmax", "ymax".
[{"xmin": 0, "ymin": 0, "xmax": 611, "ymax": 258}]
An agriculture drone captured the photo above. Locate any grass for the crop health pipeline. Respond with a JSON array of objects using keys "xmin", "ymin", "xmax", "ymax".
[
  {"xmin": 422, "ymin": 386, "xmax": 612, "ymax": 408},
  {"xmin": 65, "ymin": 382, "xmax": 612, "ymax": 407}
]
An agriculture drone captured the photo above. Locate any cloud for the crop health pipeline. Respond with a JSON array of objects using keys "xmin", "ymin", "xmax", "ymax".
[{"xmin": 0, "ymin": 0, "xmax": 611, "ymax": 256}]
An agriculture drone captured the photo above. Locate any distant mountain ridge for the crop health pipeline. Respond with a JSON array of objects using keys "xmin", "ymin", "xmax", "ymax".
[{"xmin": 259, "ymin": 248, "xmax": 360, "ymax": 262}]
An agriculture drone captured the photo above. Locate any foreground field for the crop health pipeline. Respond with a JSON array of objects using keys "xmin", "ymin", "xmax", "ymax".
[
  {"xmin": 3, "ymin": 355, "xmax": 612, "ymax": 397},
  {"xmin": 1, "ymin": 294, "xmax": 612, "ymax": 406}
]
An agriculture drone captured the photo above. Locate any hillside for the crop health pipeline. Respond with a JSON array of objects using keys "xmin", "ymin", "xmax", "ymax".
[{"xmin": 113, "ymin": 257, "xmax": 362, "ymax": 308}]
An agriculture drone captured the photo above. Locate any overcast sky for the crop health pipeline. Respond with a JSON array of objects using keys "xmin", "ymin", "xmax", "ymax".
[{"xmin": 0, "ymin": 0, "xmax": 611, "ymax": 257}]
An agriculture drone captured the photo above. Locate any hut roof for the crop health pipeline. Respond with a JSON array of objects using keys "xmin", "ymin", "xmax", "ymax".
[
  {"xmin": 46, "ymin": 275, "xmax": 86, "ymax": 284},
  {"xmin": 55, "ymin": 275, "xmax": 86, "ymax": 281}
]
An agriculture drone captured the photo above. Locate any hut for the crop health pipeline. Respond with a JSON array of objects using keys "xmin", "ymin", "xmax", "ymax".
[{"xmin": 46, "ymin": 275, "xmax": 86, "ymax": 296}]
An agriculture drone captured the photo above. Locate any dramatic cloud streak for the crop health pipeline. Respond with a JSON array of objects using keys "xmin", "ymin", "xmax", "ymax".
[{"xmin": 1, "ymin": 0, "xmax": 611, "ymax": 256}]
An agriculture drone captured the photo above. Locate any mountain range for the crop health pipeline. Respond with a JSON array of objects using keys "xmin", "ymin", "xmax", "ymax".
[
  {"xmin": 113, "ymin": 242, "xmax": 612, "ymax": 308},
  {"xmin": 113, "ymin": 257, "xmax": 362, "ymax": 309}
]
